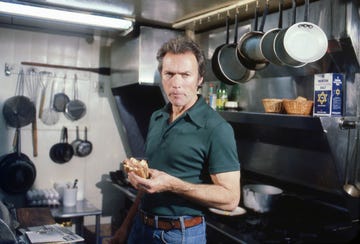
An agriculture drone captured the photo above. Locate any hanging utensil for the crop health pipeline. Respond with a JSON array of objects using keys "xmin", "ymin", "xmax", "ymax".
[
  {"xmin": 53, "ymin": 75, "xmax": 70, "ymax": 112},
  {"xmin": 0, "ymin": 128, "xmax": 36, "ymax": 194},
  {"xmin": 38, "ymin": 71, "xmax": 52, "ymax": 119},
  {"xmin": 49, "ymin": 127, "xmax": 74, "ymax": 164},
  {"xmin": 2, "ymin": 69, "xmax": 36, "ymax": 128},
  {"xmin": 352, "ymin": 124, "xmax": 360, "ymax": 191},
  {"xmin": 71, "ymin": 126, "xmax": 83, "ymax": 156},
  {"xmin": 41, "ymin": 77, "xmax": 60, "ymax": 126},
  {"xmin": 237, "ymin": 1, "xmax": 269, "ymax": 70},
  {"xmin": 260, "ymin": 0, "xmax": 284, "ymax": 66},
  {"xmin": 274, "ymin": 0, "xmax": 328, "ymax": 66},
  {"xmin": 26, "ymin": 68, "xmax": 41, "ymax": 157},
  {"xmin": 76, "ymin": 126, "xmax": 93, "ymax": 157},
  {"xmin": 343, "ymin": 127, "xmax": 360, "ymax": 197},
  {"xmin": 65, "ymin": 74, "xmax": 87, "ymax": 121}
]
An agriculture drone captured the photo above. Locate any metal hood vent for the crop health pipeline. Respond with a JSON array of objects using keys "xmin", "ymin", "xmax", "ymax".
[{"xmin": 110, "ymin": 26, "xmax": 179, "ymax": 87}]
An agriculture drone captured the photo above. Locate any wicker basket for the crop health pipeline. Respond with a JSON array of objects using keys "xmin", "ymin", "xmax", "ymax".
[
  {"xmin": 283, "ymin": 99, "xmax": 314, "ymax": 115},
  {"xmin": 262, "ymin": 99, "xmax": 283, "ymax": 113}
]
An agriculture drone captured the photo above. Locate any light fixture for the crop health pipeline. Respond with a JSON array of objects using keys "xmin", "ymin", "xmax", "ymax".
[{"xmin": 0, "ymin": 1, "xmax": 133, "ymax": 30}]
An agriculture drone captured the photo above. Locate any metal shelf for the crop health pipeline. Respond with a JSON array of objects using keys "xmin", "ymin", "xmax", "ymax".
[{"xmin": 218, "ymin": 111, "xmax": 324, "ymax": 131}]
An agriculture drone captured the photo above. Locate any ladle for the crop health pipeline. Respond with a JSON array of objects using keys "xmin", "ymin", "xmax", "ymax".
[
  {"xmin": 343, "ymin": 126, "xmax": 360, "ymax": 197},
  {"xmin": 353, "ymin": 124, "xmax": 360, "ymax": 191}
]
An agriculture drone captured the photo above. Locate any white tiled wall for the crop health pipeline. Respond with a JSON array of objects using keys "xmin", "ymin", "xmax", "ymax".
[{"xmin": 0, "ymin": 27, "xmax": 127, "ymax": 225}]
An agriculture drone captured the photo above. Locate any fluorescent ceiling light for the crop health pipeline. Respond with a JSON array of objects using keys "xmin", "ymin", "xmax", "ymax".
[{"xmin": 0, "ymin": 1, "xmax": 133, "ymax": 30}]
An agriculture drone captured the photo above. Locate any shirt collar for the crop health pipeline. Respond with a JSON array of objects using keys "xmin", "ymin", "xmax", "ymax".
[{"xmin": 155, "ymin": 95, "xmax": 207, "ymax": 128}]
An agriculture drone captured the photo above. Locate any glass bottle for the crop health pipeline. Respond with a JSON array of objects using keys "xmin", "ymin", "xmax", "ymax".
[
  {"xmin": 216, "ymin": 83, "xmax": 228, "ymax": 111},
  {"xmin": 208, "ymin": 83, "xmax": 217, "ymax": 110}
]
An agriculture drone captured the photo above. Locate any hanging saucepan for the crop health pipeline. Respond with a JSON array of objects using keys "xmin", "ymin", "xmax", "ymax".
[
  {"xmin": 274, "ymin": 0, "xmax": 328, "ymax": 67},
  {"xmin": 213, "ymin": 14, "xmax": 255, "ymax": 84},
  {"xmin": 76, "ymin": 126, "xmax": 93, "ymax": 157},
  {"xmin": 53, "ymin": 75, "xmax": 70, "ymax": 112},
  {"xmin": 49, "ymin": 127, "xmax": 74, "ymax": 164},
  {"xmin": 237, "ymin": 1, "xmax": 269, "ymax": 70},
  {"xmin": 0, "ymin": 128, "xmax": 36, "ymax": 194},
  {"xmin": 2, "ymin": 69, "xmax": 36, "ymax": 128},
  {"xmin": 65, "ymin": 75, "xmax": 86, "ymax": 121},
  {"xmin": 260, "ymin": 0, "xmax": 284, "ymax": 66}
]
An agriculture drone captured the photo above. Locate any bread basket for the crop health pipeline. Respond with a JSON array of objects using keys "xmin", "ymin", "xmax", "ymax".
[
  {"xmin": 262, "ymin": 99, "xmax": 283, "ymax": 113},
  {"xmin": 283, "ymin": 99, "xmax": 313, "ymax": 115}
]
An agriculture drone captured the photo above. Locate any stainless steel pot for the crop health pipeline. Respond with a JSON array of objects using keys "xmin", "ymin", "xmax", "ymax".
[
  {"xmin": 274, "ymin": 0, "xmax": 328, "ymax": 67},
  {"xmin": 243, "ymin": 184, "xmax": 283, "ymax": 213},
  {"xmin": 237, "ymin": 3, "xmax": 269, "ymax": 70}
]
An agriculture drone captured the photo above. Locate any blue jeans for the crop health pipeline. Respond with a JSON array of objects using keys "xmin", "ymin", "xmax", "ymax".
[{"xmin": 127, "ymin": 212, "xmax": 206, "ymax": 244}]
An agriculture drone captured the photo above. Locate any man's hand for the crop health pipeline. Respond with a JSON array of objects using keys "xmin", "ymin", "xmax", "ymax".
[
  {"xmin": 127, "ymin": 168, "xmax": 240, "ymax": 211},
  {"xmin": 127, "ymin": 169, "xmax": 173, "ymax": 193}
]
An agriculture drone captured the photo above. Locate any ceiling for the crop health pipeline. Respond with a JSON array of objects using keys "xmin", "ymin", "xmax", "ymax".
[{"xmin": 0, "ymin": 0, "xmax": 308, "ymax": 35}]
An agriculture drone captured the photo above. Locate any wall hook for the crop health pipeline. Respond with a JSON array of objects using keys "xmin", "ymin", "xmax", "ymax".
[{"xmin": 5, "ymin": 63, "xmax": 14, "ymax": 76}]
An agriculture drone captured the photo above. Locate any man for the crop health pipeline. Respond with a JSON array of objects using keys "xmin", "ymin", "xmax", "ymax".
[{"xmin": 112, "ymin": 36, "xmax": 240, "ymax": 243}]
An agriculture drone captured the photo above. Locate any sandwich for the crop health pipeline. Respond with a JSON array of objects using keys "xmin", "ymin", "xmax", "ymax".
[{"xmin": 123, "ymin": 157, "xmax": 149, "ymax": 179}]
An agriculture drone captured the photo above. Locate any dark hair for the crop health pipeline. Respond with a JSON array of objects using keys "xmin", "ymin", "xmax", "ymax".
[{"xmin": 156, "ymin": 36, "xmax": 206, "ymax": 77}]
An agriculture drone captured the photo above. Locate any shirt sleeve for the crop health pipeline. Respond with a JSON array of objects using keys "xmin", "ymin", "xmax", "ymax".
[{"xmin": 207, "ymin": 121, "xmax": 240, "ymax": 174}]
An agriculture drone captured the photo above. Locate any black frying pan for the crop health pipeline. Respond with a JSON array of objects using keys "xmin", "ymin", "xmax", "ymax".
[
  {"xmin": 0, "ymin": 128, "xmax": 36, "ymax": 194},
  {"xmin": 212, "ymin": 16, "xmax": 232, "ymax": 84},
  {"xmin": 213, "ymin": 14, "xmax": 255, "ymax": 84},
  {"xmin": 49, "ymin": 127, "xmax": 74, "ymax": 164}
]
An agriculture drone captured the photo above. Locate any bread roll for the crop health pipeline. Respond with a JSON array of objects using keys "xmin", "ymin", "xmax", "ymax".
[{"xmin": 123, "ymin": 157, "xmax": 149, "ymax": 179}]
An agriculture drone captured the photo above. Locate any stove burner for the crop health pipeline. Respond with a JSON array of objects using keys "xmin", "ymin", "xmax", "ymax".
[{"xmin": 207, "ymin": 194, "xmax": 359, "ymax": 243}]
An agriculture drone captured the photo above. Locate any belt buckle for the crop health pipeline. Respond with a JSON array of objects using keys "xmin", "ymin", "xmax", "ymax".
[
  {"xmin": 143, "ymin": 215, "xmax": 149, "ymax": 225},
  {"xmin": 170, "ymin": 220, "xmax": 176, "ymax": 228}
]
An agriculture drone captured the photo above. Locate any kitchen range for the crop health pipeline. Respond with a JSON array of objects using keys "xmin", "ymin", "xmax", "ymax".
[{"xmin": 0, "ymin": 0, "xmax": 359, "ymax": 243}]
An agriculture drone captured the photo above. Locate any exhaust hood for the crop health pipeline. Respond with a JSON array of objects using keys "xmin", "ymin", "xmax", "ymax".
[{"xmin": 110, "ymin": 26, "xmax": 180, "ymax": 87}]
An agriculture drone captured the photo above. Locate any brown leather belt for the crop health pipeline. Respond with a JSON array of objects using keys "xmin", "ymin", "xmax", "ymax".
[{"xmin": 140, "ymin": 212, "xmax": 203, "ymax": 230}]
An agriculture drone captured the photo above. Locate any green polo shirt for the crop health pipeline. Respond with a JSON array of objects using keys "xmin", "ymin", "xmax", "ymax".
[{"xmin": 141, "ymin": 95, "xmax": 240, "ymax": 216}]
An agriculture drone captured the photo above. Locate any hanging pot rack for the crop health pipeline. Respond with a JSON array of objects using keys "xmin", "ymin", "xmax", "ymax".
[
  {"xmin": 172, "ymin": 0, "xmax": 316, "ymax": 32},
  {"xmin": 21, "ymin": 61, "xmax": 110, "ymax": 76}
]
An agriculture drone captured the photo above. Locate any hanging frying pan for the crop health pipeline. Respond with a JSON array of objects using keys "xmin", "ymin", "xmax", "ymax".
[
  {"xmin": 65, "ymin": 75, "xmax": 86, "ymax": 121},
  {"xmin": 260, "ymin": 0, "xmax": 284, "ymax": 66},
  {"xmin": 71, "ymin": 126, "xmax": 83, "ymax": 156},
  {"xmin": 76, "ymin": 126, "xmax": 93, "ymax": 157},
  {"xmin": 213, "ymin": 14, "xmax": 255, "ymax": 84},
  {"xmin": 53, "ymin": 75, "xmax": 70, "ymax": 112},
  {"xmin": 237, "ymin": 1, "xmax": 269, "ymax": 70},
  {"xmin": 212, "ymin": 15, "xmax": 232, "ymax": 84},
  {"xmin": 2, "ymin": 69, "xmax": 36, "ymax": 128},
  {"xmin": 0, "ymin": 128, "xmax": 36, "ymax": 194},
  {"xmin": 49, "ymin": 127, "xmax": 74, "ymax": 164},
  {"xmin": 275, "ymin": 0, "xmax": 328, "ymax": 66}
]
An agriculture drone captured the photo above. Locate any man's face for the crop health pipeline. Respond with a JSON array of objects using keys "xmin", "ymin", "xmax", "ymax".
[{"xmin": 161, "ymin": 51, "xmax": 203, "ymax": 109}]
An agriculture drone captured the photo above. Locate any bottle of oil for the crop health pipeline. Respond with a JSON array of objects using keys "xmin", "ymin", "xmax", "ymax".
[{"xmin": 216, "ymin": 83, "xmax": 228, "ymax": 111}]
